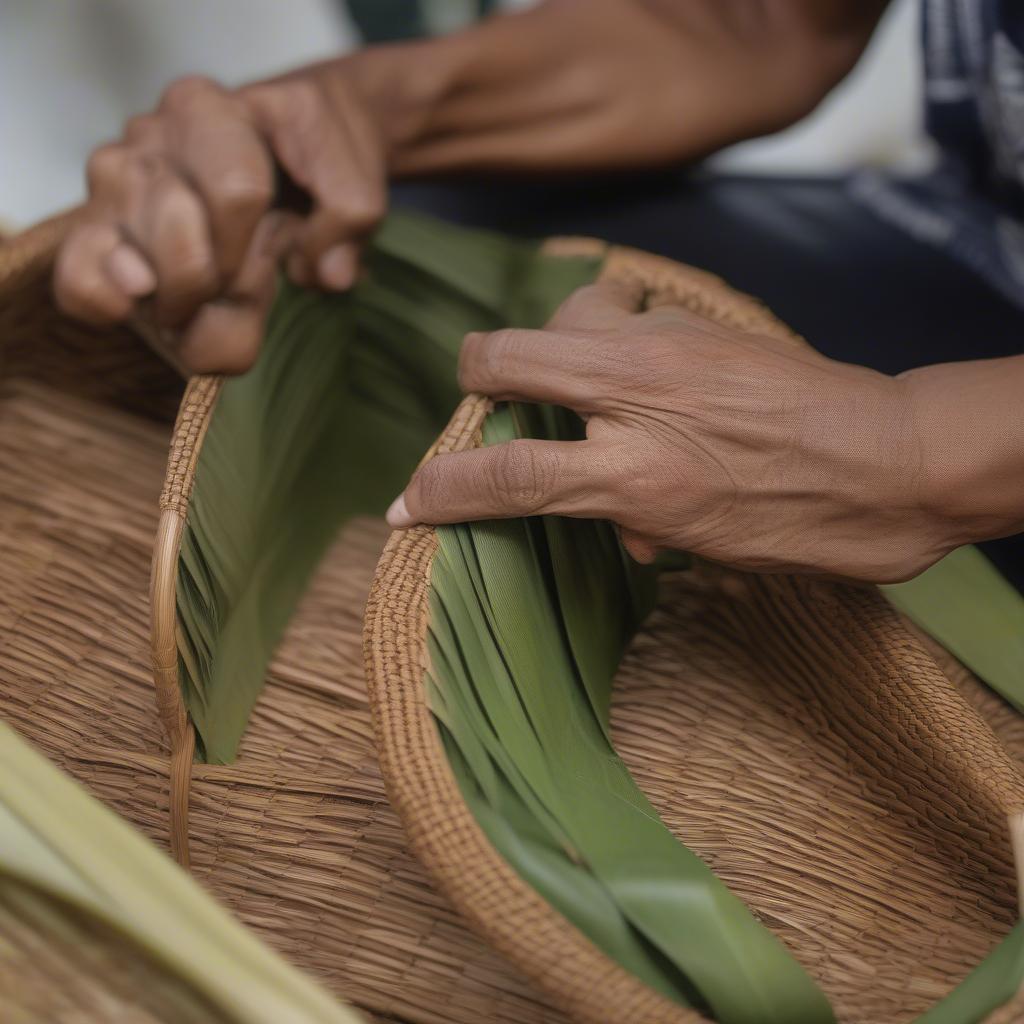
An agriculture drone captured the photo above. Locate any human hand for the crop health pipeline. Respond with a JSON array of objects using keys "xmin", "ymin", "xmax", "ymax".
[
  {"xmin": 387, "ymin": 279, "xmax": 959, "ymax": 583},
  {"xmin": 54, "ymin": 71, "xmax": 386, "ymax": 374}
]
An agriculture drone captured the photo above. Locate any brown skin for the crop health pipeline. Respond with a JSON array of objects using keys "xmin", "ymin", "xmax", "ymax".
[
  {"xmin": 54, "ymin": 0, "xmax": 878, "ymax": 370},
  {"xmin": 54, "ymin": 0, "xmax": 1024, "ymax": 581},
  {"xmin": 387, "ymin": 281, "xmax": 1024, "ymax": 582}
]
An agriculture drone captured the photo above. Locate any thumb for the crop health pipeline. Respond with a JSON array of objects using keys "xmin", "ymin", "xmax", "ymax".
[{"xmin": 387, "ymin": 439, "xmax": 612, "ymax": 527}]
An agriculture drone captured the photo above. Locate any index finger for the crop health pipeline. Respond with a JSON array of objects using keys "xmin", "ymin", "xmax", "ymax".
[{"xmin": 387, "ymin": 438, "xmax": 618, "ymax": 527}]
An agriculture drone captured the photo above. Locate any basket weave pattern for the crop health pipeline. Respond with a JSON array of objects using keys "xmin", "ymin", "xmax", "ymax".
[
  {"xmin": 2, "ymin": 221, "xmax": 1024, "ymax": 1023},
  {"xmin": 0, "ymin": 226, "xmax": 572, "ymax": 1024},
  {"xmin": 363, "ymin": 245, "xmax": 1024, "ymax": 1023}
]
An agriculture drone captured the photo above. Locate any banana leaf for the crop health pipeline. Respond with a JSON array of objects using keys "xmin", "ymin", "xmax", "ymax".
[
  {"xmin": 175, "ymin": 210, "xmax": 1024, "ymax": 1021},
  {"xmin": 0, "ymin": 719, "xmax": 362, "ymax": 1024}
]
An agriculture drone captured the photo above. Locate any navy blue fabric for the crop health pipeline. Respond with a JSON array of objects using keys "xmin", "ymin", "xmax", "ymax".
[{"xmin": 852, "ymin": 1, "xmax": 1024, "ymax": 307}]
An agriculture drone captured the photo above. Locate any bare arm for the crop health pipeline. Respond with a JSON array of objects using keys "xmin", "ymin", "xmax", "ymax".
[
  {"xmin": 337, "ymin": 0, "xmax": 888, "ymax": 174},
  {"xmin": 902, "ymin": 355, "xmax": 1024, "ymax": 554},
  {"xmin": 54, "ymin": 0, "xmax": 887, "ymax": 374}
]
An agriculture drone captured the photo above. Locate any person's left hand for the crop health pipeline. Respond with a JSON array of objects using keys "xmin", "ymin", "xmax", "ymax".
[{"xmin": 386, "ymin": 278, "xmax": 959, "ymax": 583}]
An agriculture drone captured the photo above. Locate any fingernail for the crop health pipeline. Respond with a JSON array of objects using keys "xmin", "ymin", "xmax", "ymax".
[
  {"xmin": 386, "ymin": 494, "xmax": 414, "ymax": 529},
  {"xmin": 318, "ymin": 245, "xmax": 357, "ymax": 291},
  {"xmin": 107, "ymin": 245, "xmax": 156, "ymax": 297}
]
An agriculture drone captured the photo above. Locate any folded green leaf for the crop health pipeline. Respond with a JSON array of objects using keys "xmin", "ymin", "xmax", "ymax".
[
  {"xmin": 885, "ymin": 545, "xmax": 1024, "ymax": 713},
  {"xmin": 429, "ymin": 403, "xmax": 835, "ymax": 1024},
  {"xmin": 0, "ymin": 720, "xmax": 362, "ymax": 1024},
  {"xmin": 177, "ymin": 212, "xmax": 599, "ymax": 762}
]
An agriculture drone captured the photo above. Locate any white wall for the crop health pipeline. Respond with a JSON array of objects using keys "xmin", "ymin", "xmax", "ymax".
[
  {"xmin": 1, "ymin": 0, "xmax": 353, "ymax": 227},
  {"xmin": 1, "ymin": 0, "xmax": 923, "ymax": 229},
  {"xmin": 715, "ymin": 0, "xmax": 928, "ymax": 174}
]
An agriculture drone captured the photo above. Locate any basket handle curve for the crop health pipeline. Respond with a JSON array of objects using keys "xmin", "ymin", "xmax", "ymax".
[{"xmin": 151, "ymin": 374, "xmax": 223, "ymax": 867}]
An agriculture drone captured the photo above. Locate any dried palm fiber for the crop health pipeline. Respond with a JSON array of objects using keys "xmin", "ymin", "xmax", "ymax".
[
  {"xmin": 0, "ymin": 718, "xmax": 364, "ymax": 1024},
  {"xmin": 0, "ymin": 382, "xmax": 571, "ymax": 1024},
  {"xmin": 4, "ymin": 212, "xmax": 1024, "ymax": 1024}
]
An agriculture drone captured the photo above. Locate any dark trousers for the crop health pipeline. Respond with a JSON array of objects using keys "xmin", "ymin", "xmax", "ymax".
[{"xmin": 394, "ymin": 172, "xmax": 1024, "ymax": 588}]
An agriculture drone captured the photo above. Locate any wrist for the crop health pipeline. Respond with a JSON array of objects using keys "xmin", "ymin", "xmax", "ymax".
[
  {"xmin": 901, "ymin": 360, "xmax": 1024, "ymax": 549},
  {"xmin": 311, "ymin": 40, "xmax": 464, "ymax": 174}
]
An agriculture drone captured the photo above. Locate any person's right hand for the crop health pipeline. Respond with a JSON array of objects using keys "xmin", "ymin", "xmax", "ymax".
[{"xmin": 54, "ymin": 72, "xmax": 386, "ymax": 374}]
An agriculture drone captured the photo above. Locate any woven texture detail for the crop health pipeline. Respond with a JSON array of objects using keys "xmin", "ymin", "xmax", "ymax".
[
  {"xmin": 0, "ymin": 211, "xmax": 182, "ymax": 422},
  {"xmin": 0, "ymin": 379, "xmax": 570, "ymax": 1024},
  {"xmin": 364, "ymin": 242, "xmax": 1024, "ymax": 1023},
  {"xmin": 3, "ymin": 217, "xmax": 1024, "ymax": 1022},
  {"xmin": 159, "ymin": 375, "xmax": 223, "ymax": 517}
]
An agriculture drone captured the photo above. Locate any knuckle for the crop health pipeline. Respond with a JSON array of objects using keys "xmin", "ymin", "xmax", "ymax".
[
  {"xmin": 557, "ymin": 283, "xmax": 600, "ymax": 319},
  {"xmin": 237, "ymin": 81, "xmax": 276, "ymax": 118},
  {"xmin": 476, "ymin": 328, "xmax": 522, "ymax": 384},
  {"xmin": 124, "ymin": 113, "xmax": 161, "ymax": 144},
  {"xmin": 240, "ymin": 78, "xmax": 328, "ymax": 137},
  {"xmin": 209, "ymin": 171, "xmax": 273, "ymax": 219},
  {"xmin": 171, "ymin": 252, "xmax": 219, "ymax": 299},
  {"xmin": 338, "ymin": 184, "xmax": 385, "ymax": 228},
  {"xmin": 490, "ymin": 442, "xmax": 554, "ymax": 513},
  {"xmin": 124, "ymin": 148, "xmax": 169, "ymax": 187},
  {"xmin": 586, "ymin": 336, "xmax": 638, "ymax": 382},
  {"xmin": 410, "ymin": 459, "xmax": 448, "ymax": 515},
  {"xmin": 284, "ymin": 78, "xmax": 325, "ymax": 123},
  {"xmin": 635, "ymin": 306, "xmax": 677, "ymax": 327},
  {"xmin": 179, "ymin": 257, "xmax": 219, "ymax": 296},
  {"xmin": 321, "ymin": 185, "xmax": 385, "ymax": 233},
  {"xmin": 160, "ymin": 74, "xmax": 221, "ymax": 113},
  {"xmin": 243, "ymin": 77, "xmax": 322, "ymax": 128},
  {"xmin": 85, "ymin": 144, "xmax": 127, "ymax": 190}
]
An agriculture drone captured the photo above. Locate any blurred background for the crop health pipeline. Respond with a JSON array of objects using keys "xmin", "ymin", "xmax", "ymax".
[{"xmin": 0, "ymin": 0, "xmax": 929, "ymax": 230}]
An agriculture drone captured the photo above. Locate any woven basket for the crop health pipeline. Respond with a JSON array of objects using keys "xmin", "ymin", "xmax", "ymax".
[
  {"xmin": 3, "ymin": 216, "xmax": 1024, "ymax": 1023},
  {"xmin": 363, "ymin": 244, "xmax": 1024, "ymax": 1023},
  {"xmin": 0, "ymin": 219, "xmax": 572, "ymax": 1024}
]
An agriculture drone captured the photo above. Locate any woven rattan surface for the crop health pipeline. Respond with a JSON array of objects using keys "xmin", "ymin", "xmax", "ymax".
[
  {"xmin": 3, "ymin": 222, "xmax": 1024, "ymax": 1022},
  {"xmin": 365, "ymin": 246, "xmax": 1024, "ymax": 1023},
  {"xmin": 0, "ymin": 378, "xmax": 570, "ymax": 1024},
  {"xmin": 0, "ymin": 214, "xmax": 182, "ymax": 421}
]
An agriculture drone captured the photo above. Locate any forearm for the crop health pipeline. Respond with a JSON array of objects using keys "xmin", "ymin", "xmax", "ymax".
[
  {"xmin": 314, "ymin": 0, "xmax": 885, "ymax": 176},
  {"xmin": 904, "ymin": 355, "xmax": 1024, "ymax": 548}
]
